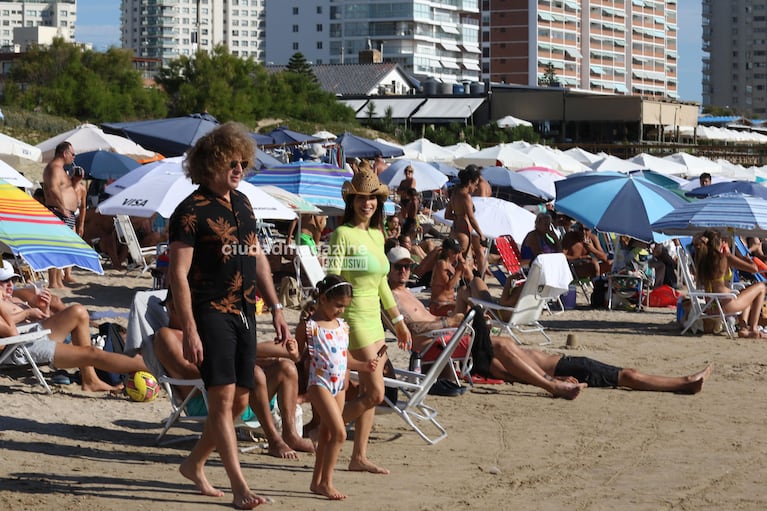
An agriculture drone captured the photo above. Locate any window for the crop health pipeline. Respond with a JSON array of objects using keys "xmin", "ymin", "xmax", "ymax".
[
  {"xmin": 292, "ymin": 25, "xmax": 299, "ymax": 32},
  {"xmin": 317, "ymin": 41, "xmax": 323, "ymax": 49},
  {"xmin": 316, "ymin": 24, "xmax": 322, "ymax": 32},
  {"xmin": 292, "ymin": 42, "xmax": 299, "ymax": 50},
  {"xmin": 293, "ymin": 7, "xmax": 298, "ymax": 15},
  {"xmin": 317, "ymin": 6, "xmax": 322, "ymax": 14}
]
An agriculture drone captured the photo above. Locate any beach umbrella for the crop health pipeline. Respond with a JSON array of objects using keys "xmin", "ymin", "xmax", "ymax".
[
  {"xmin": 680, "ymin": 175, "xmax": 732, "ymax": 191},
  {"xmin": 563, "ymin": 147, "xmax": 602, "ymax": 165},
  {"xmin": 0, "ymin": 159, "xmax": 34, "ymax": 188},
  {"xmin": 555, "ymin": 171, "xmax": 688, "ymax": 242},
  {"xmin": 267, "ymin": 127, "xmax": 318, "ymax": 145},
  {"xmin": 432, "ymin": 196, "xmax": 535, "ymax": 245},
  {"xmin": 628, "ymin": 153, "xmax": 688, "ymax": 176},
  {"xmin": 520, "ymin": 145, "xmax": 589, "ymax": 174},
  {"xmin": 74, "ymin": 150, "xmax": 141, "ymax": 180},
  {"xmin": 480, "ymin": 166, "xmax": 553, "ymax": 200},
  {"xmin": 589, "ymin": 155, "xmax": 644, "ymax": 173},
  {"xmin": 37, "ymin": 123, "xmax": 157, "ymax": 161},
  {"xmin": 515, "ymin": 166, "xmax": 566, "ymax": 198},
  {"xmin": 334, "ymin": 132, "xmax": 404, "ymax": 158},
  {"xmin": 0, "ymin": 180, "xmax": 103, "ymax": 273},
  {"xmin": 443, "ymin": 142, "xmax": 477, "ymax": 160},
  {"xmin": 402, "ymin": 138, "xmax": 455, "ymax": 162},
  {"xmin": 496, "ymin": 115, "xmax": 533, "ymax": 128},
  {"xmin": 628, "ymin": 169, "xmax": 686, "ymax": 189},
  {"xmin": 652, "ymin": 194, "xmax": 767, "ymax": 237},
  {"xmin": 429, "ymin": 161, "xmax": 460, "ymax": 177},
  {"xmin": 0, "ymin": 132, "xmax": 42, "ymax": 162},
  {"xmin": 97, "ymin": 172, "xmax": 296, "ymax": 220},
  {"xmin": 312, "ymin": 130, "xmax": 337, "ymax": 141},
  {"xmin": 256, "ymin": 185, "xmax": 322, "ymax": 215},
  {"xmin": 453, "ymin": 143, "xmax": 535, "ymax": 170},
  {"xmin": 663, "ymin": 152, "xmax": 722, "ymax": 177},
  {"xmin": 105, "ymin": 156, "xmax": 185, "ymax": 195},
  {"xmin": 101, "ymin": 113, "xmax": 220, "ymax": 157},
  {"xmin": 685, "ymin": 180, "xmax": 767, "ymax": 199},
  {"xmin": 250, "ymin": 132, "xmax": 275, "ymax": 146},
  {"xmin": 379, "ymin": 159, "xmax": 448, "ymax": 192}
]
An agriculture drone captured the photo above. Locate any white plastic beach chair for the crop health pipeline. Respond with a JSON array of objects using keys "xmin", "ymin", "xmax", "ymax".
[
  {"xmin": 351, "ymin": 308, "xmax": 477, "ymax": 445},
  {"xmin": 0, "ymin": 326, "xmax": 54, "ymax": 394},
  {"xmin": 293, "ymin": 244, "xmax": 326, "ymax": 299},
  {"xmin": 114, "ymin": 215, "xmax": 158, "ymax": 273}
]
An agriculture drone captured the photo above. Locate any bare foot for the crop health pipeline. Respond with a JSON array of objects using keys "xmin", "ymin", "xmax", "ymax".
[
  {"xmin": 348, "ymin": 458, "xmax": 390, "ymax": 474},
  {"xmin": 179, "ymin": 459, "xmax": 224, "ymax": 497},
  {"xmin": 284, "ymin": 433, "xmax": 315, "ymax": 454},
  {"xmin": 267, "ymin": 438, "xmax": 298, "ymax": 460},
  {"xmin": 81, "ymin": 380, "xmax": 124, "ymax": 393},
  {"xmin": 233, "ymin": 490, "xmax": 269, "ymax": 509},
  {"xmin": 63, "ymin": 277, "xmax": 77, "ymax": 284},
  {"xmin": 311, "ymin": 483, "xmax": 347, "ymax": 500},
  {"xmin": 551, "ymin": 381, "xmax": 587, "ymax": 400},
  {"xmin": 681, "ymin": 364, "xmax": 714, "ymax": 395}
]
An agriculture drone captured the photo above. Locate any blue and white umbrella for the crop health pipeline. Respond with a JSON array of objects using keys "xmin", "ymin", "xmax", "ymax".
[
  {"xmin": 685, "ymin": 180, "xmax": 767, "ymax": 200},
  {"xmin": 651, "ymin": 193, "xmax": 767, "ymax": 237},
  {"xmin": 555, "ymin": 171, "xmax": 688, "ymax": 242}
]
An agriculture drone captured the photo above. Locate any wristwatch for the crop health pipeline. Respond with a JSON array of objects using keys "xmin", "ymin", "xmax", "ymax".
[{"xmin": 271, "ymin": 303, "xmax": 284, "ymax": 312}]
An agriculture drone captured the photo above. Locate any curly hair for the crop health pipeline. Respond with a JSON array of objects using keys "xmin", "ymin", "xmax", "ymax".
[{"xmin": 184, "ymin": 121, "xmax": 255, "ymax": 187}]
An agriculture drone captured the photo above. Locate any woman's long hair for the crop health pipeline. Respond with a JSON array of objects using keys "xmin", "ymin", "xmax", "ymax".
[
  {"xmin": 694, "ymin": 229, "xmax": 723, "ymax": 285},
  {"xmin": 341, "ymin": 195, "xmax": 385, "ymax": 230}
]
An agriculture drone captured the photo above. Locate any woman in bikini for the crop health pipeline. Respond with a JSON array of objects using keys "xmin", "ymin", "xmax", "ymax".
[
  {"xmin": 445, "ymin": 165, "xmax": 487, "ymax": 273},
  {"xmin": 694, "ymin": 229, "xmax": 767, "ymax": 338}
]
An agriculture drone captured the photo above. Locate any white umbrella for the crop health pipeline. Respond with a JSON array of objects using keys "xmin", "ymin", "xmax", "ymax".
[
  {"xmin": 379, "ymin": 159, "xmax": 449, "ymax": 192},
  {"xmin": 0, "ymin": 159, "xmax": 34, "ymax": 188},
  {"xmin": 443, "ymin": 142, "xmax": 478, "ymax": 160},
  {"xmin": 37, "ymin": 123, "xmax": 158, "ymax": 161},
  {"xmin": 432, "ymin": 196, "xmax": 535, "ymax": 245},
  {"xmin": 515, "ymin": 167, "xmax": 566, "ymax": 198},
  {"xmin": 311, "ymin": 130, "xmax": 337, "ymax": 141},
  {"xmin": 496, "ymin": 115, "xmax": 533, "ymax": 128},
  {"xmin": 628, "ymin": 153, "xmax": 688, "ymax": 176},
  {"xmin": 563, "ymin": 147, "xmax": 602, "ymax": 165},
  {"xmin": 105, "ymin": 156, "xmax": 185, "ymax": 195},
  {"xmin": 453, "ymin": 143, "xmax": 535, "ymax": 170},
  {"xmin": 663, "ymin": 152, "xmax": 722, "ymax": 177},
  {"xmin": 0, "ymin": 132, "xmax": 42, "ymax": 162},
  {"xmin": 402, "ymin": 138, "xmax": 455, "ymax": 162},
  {"xmin": 589, "ymin": 155, "xmax": 644, "ymax": 173},
  {"xmin": 98, "ymin": 172, "xmax": 296, "ymax": 220},
  {"xmin": 521, "ymin": 145, "xmax": 589, "ymax": 174}
]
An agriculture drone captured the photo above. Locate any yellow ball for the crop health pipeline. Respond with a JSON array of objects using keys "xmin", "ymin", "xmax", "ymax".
[{"xmin": 125, "ymin": 371, "xmax": 160, "ymax": 402}]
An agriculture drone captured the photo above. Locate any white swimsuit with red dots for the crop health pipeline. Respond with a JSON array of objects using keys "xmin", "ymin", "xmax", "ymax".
[{"xmin": 306, "ymin": 317, "xmax": 349, "ymax": 396}]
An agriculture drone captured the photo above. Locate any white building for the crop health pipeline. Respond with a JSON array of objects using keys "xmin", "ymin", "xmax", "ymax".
[
  {"xmin": 0, "ymin": 0, "xmax": 75, "ymax": 49},
  {"xmin": 120, "ymin": 0, "xmax": 266, "ymax": 64},
  {"xmin": 264, "ymin": 0, "xmax": 481, "ymax": 84}
]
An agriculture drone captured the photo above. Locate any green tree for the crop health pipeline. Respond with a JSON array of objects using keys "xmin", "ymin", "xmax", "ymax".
[
  {"xmin": 538, "ymin": 62, "xmax": 560, "ymax": 87},
  {"xmin": 285, "ymin": 52, "xmax": 316, "ymax": 82}
]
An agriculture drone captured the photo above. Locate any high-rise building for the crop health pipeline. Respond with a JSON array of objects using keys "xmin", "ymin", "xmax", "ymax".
[
  {"xmin": 481, "ymin": 0, "xmax": 678, "ymax": 99},
  {"xmin": 264, "ymin": 0, "xmax": 481, "ymax": 84},
  {"xmin": 702, "ymin": 0, "xmax": 767, "ymax": 115},
  {"xmin": 120, "ymin": 0, "xmax": 266, "ymax": 64},
  {"xmin": 0, "ymin": 0, "xmax": 76, "ymax": 48}
]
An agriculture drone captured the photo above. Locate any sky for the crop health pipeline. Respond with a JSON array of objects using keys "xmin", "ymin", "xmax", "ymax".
[{"xmin": 75, "ymin": 0, "xmax": 705, "ymax": 103}]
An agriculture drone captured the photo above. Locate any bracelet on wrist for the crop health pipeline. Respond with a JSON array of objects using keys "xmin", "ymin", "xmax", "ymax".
[
  {"xmin": 391, "ymin": 314, "xmax": 404, "ymax": 325},
  {"xmin": 271, "ymin": 303, "xmax": 284, "ymax": 312}
]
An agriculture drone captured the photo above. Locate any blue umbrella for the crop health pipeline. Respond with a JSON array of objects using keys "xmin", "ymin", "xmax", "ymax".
[
  {"xmin": 335, "ymin": 132, "xmax": 404, "ymax": 158},
  {"xmin": 555, "ymin": 171, "xmax": 687, "ymax": 242},
  {"xmin": 685, "ymin": 180, "xmax": 767, "ymax": 199},
  {"xmin": 74, "ymin": 150, "xmax": 141, "ymax": 180},
  {"xmin": 652, "ymin": 194, "xmax": 767, "ymax": 237},
  {"xmin": 481, "ymin": 166, "xmax": 553, "ymax": 200},
  {"xmin": 267, "ymin": 126, "xmax": 318, "ymax": 145},
  {"xmin": 251, "ymin": 132, "xmax": 275, "ymax": 146},
  {"xmin": 101, "ymin": 113, "xmax": 219, "ymax": 156}
]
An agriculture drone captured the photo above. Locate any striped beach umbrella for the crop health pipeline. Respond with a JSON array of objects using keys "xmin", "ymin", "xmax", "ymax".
[
  {"xmin": 652, "ymin": 193, "xmax": 767, "ymax": 237},
  {"xmin": 555, "ymin": 171, "xmax": 687, "ymax": 242},
  {"xmin": 0, "ymin": 180, "xmax": 103, "ymax": 274}
]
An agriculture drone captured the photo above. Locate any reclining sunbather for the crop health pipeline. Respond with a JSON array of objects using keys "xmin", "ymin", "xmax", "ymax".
[
  {"xmin": 0, "ymin": 263, "xmax": 147, "ymax": 391},
  {"xmin": 389, "ymin": 248, "xmax": 712, "ymax": 396}
]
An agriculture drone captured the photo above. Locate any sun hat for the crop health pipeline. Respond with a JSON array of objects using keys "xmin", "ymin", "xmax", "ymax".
[
  {"xmin": 341, "ymin": 170, "xmax": 390, "ymax": 202},
  {"xmin": 0, "ymin": 260, "xmax": 21, "ymax": 281},
  {"xmin": 387, "ymin": 246, "xmax": 413, "ymax": 264}
]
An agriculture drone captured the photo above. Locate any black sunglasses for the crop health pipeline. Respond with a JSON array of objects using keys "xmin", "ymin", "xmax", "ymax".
[
  {"xmin": 229, "ymin": 160, "xmax": 249, "ymax": 170},
  {"xmin": 394, "ymin": 263, "xmax": 410, "ymax": 271}
]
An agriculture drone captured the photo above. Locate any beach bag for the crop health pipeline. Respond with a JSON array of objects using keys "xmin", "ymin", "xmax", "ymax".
[
  {"xmin": 648, "ymin": 284, "xmax": 680, "ymax": 308},
  {"xmin": 95, "ymin": 322, "xmax": 126, "ymax": 386},
  {"xmin": 278, "ymin": 276, "xmax": 301, "ymax": 309}
]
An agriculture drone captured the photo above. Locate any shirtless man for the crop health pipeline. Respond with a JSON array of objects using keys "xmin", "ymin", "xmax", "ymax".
[
  {"xmin": 428, "ymin": 239, "xmax": 481, "ymax": 317},
  {"xmin": 445, "ymin": 165, "xmax": 487, "ymax": 273},
  {"xmin": 388, "ymin": 249, "xmax": 712, "ymax": 396},
  {"xmin": 43, "ymin": 142, "xmax": 79, "ymax": 288},
  {"xmin": 472, "ymin": 174, "xmax": 492, "ymax": 198},
  {"xmin": 562, "ymin": 224, "xmax": 610, "ymax": 279},
  {"xmin": 0, "ymin": 260, "xmax": 144, "ymax": 392},
  {"xmin": 63, "ymin": 166, "xmax": 88, "ymax": 284}
]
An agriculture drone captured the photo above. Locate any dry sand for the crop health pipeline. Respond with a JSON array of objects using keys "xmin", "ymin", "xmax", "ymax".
[{"xmin": 1, "ymin": 267, "xmax": 766, "ymax": 510}]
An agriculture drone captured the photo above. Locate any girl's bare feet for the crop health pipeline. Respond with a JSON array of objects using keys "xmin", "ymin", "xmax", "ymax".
[
  {"xmin": 348, "ymin": 457, "xmax": 390, "ymax": 474},
  {"xmin": 179, "ymin": 459, "xmax": 224, "ymax": 497},
  {"xmin": 311, "ymin": 483, "xmax": 347, "ymax": 500},
  {"xmin": 232, "ymin": 490, "xmax": 269, "ymax": 509}
]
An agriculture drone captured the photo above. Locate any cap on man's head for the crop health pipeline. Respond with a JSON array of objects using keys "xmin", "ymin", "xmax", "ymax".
[
  {"xmin": 441, "ymin": 238, "xmax": 461, "ymax": 252},
  {"xmin": 387, "ymin": 246, "xmax": 413, "ymax": 264},
  {"xmin": 0, "ymin": 260, "xmax": 21, "ymax": 281}
]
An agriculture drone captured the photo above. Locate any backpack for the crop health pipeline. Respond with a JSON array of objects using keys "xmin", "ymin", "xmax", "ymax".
[
  {"xmin": 278, "ymin": 276, "xmax": 301, "ymax": 309},
  {"xmin": 95, "ymin": 322, "xmax": 127, "ymax": 386}
]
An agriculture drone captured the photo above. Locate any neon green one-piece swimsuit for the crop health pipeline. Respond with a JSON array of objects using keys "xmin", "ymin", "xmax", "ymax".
[{"xmin": 327, "ymin": 224, "xmax": 396, "ymax": 350}]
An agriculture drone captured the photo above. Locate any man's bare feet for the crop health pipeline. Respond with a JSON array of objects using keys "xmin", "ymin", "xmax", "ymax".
[
  {"xmin": 551, "ymin": 381, "xmax": 587, "ymax": 400},
  {"xmin": 267, "ymin": 438, "xmax": 298, "ymax": 460},
  {"xmin": 232, "ymin": 490, "xmax": 269, "ymax": 509},
  {"xmin": 81, "ymin": 380, "xmax": 124, "ymax": 393},
  {"xmin": 348, "ymin": 458, "xmax": 390, "ymax": 474},
  {"xmin": 311, "ymin": 483, "xmax": 347, "ymax": 500},
  {"xmin": 179, "ymin": 459, "xmax": 224, "ymax": 497},
  {"xmin": 681, "ymin": 364, "xmax": 713, "ymax": 395}
]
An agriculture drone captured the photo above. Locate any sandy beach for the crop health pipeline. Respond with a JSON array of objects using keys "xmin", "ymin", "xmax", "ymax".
[{"xmin": 1, "ymin": 267, "xmax": 766, "ymax": 510}]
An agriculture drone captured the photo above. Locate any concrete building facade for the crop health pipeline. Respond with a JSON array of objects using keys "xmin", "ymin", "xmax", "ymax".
[{"xmin": 0, "ymin": 0, "xmax": 75, "ymax": 49}]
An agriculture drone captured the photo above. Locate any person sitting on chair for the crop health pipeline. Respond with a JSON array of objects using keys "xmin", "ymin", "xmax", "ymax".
[
  {"xmin": 520, "ymin": 213, "xmax": 561, "ymax": 264},
  {"xmin": 428, "ymin": 239, "xmax": 486, "ymax": 317},
  {"xmin": 562, "ymin": 223, "xmax": 610, "ymax": 279},
  {"xmin": 389, "ymin": 248, "xmax": 712, "ymax": 396}
]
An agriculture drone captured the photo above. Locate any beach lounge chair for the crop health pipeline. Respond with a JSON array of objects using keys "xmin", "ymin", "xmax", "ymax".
[
  {"xmin": 676, "ymin": 246, "xmax": 739, "ymax": 338},
  {"xmin": 488, "ymin": 234, "xmax": 527, "ymax": 289},
  {"xmin": 0, "ymin": 326, "xmax": 54, "ymax": 394},
  {"xmin": 470, "ymin": 253, "xmax": 571, "ymax": 345},
  {"xmin": 352, "ymin": 307, "xmax": 477, "ymax": 445},
  {"xmin": 114, "ymin": 215, "xmax": 157, "ymax": 273},
  {"xmin": 293, "ymin": 244, "xmax": 326, "ymax": 299}
]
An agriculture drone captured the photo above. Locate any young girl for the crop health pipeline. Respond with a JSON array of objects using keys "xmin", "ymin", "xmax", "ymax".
[{"xmin": 296, "ymin": 275, "xmax": 379, "ymax": 500}]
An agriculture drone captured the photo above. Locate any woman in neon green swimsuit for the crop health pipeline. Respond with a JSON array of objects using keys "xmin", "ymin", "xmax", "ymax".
[{"xmin": 327, "ymin": 171, "xmax": 411, "ymax": 474}]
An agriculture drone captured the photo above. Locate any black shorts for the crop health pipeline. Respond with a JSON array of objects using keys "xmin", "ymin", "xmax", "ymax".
[
  {"xmin": 49, "ymin": 206, "xmax": 76, "ymax": 230},
  {"xmin": 194, "ymin": 309, "xmax": 257, "ymax": 390},
  {"xmin": 554, "ymin": 355, "xmax": 621, "ymax": 388}
]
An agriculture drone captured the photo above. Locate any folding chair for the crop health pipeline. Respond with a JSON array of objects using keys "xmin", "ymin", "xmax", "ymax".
[
  {"xmin": 114, "ymin": 215, "xmax": 157, "ymax": 273},
  {"xmin": 293, "ymin": 244, "xmax": 326, "ymax": 298},
  {"xmin": 470, "ymin": 253, "xmax": 571, "ymax": 345},
  {"xmin": 0, "ymin": 327, "xmax": 54, "ymax": 394},
  {"xmin": 676, "ymin": 246, "xmax": 739, "ymax": 338},
  {"xmin": 488, "ymin": 234, "xmax": 527, "ymax": 289},
  {"xmin": 352, "ymin": 307, "xmax": 477, "ymax": 445}
]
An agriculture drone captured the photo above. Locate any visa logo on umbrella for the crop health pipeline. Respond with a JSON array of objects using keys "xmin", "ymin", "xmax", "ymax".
[{"xmin": 121, "ymin": 198, "xmax": 149, "ymax": 207}]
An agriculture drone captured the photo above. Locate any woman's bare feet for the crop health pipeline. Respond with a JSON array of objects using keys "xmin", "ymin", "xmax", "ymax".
[
  {"xmin": 232, "ymin": 490, "xmax": 269, "ymax": 509},
  {"xmin": 179, "ymin": 459, "xmax": 224, "ymax": 497},
  {"xmin": 311, "ymin": 483, "xmax": 347, "ymax": 500},
  {"xmin": 267, "ymin": 438, "xmax": 298, "ymax": 460},
  {"xmin": 348, "ymin": 457, "xmax": 390, "ymax": 474},
  {"xmin": 551, "ymin": 381, "xmax": 587, "ymax": 400},
  {"xmin": 680, "ymin": 364, "xmax": 714, "ymax": 394},
  {"xmin": 283, "ymin": 432, "xmax": 315, "ymax": 454}
]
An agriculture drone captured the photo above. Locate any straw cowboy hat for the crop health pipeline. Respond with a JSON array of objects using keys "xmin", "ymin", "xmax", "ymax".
[{"xmin": 342, "ymin": 170, "xmax": 389, "ymax": 201}]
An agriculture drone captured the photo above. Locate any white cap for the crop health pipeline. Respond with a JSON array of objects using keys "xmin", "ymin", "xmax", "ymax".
[
  {"xmin": 0, "ymin": 260, "xmax": 21, "ymax": 281},
  {"xmin": 387, "ymin": 246, "xmax": 413, "ymax": 264}
]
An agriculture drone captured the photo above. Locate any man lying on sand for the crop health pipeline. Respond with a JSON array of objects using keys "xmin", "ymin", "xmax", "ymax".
[
  {"xmin": 0, "ymin": 261, "xmax": 147, "ymax": 391},
  {"xmin": 388, "ymin": 247, "xmax": 712, "ymax": 396}
]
